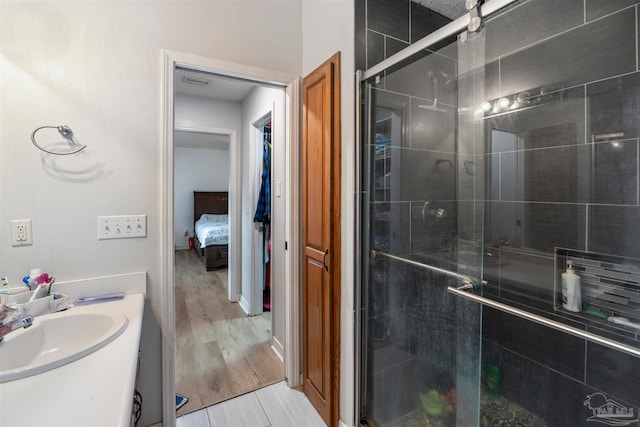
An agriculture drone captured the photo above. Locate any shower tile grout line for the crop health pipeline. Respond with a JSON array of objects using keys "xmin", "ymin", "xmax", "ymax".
[
  {"xmin": 583, "ymin": 83, "xmax": 588, "ymax": 147},
  {"xmin": 493, "ymin": 5, "xmax": 636, "ymax": 64},
  {"xmin": 583, "ymin": 339, "xmax": 588, "ymax": 383},
  {"xmin": 408, "ymin": 0, "xmax": 412, "ymax": 44},
  {"xmin": 371, "ymin": 85, "xmax": 457, "ymax": 108},
  {"xmin": 366, "ymin": 28, "xmax": 412, "ymax": 45},
  {"xmin": 498, "ymin": 344, "xmax": 588, "ymax": 386},
  {"xmin": 584, "ymin": 204, "xmax": 589, "ymax": 252},
  {"xmin": 498, "ymin": 152, "xmax": 502, "ymax": 201}
]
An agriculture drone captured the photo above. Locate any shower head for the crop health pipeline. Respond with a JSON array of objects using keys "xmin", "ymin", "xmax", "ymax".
[
  {"xmin": 429, "ymin": 71, "xmax": 454, "ymax": 86},
  {"xmin": 419, "ymin": 71, "xmax": 450, "ymax": 112},
  {"xmin": 418, "ymin": 99, "xmax": 447, "ymax": 113}
]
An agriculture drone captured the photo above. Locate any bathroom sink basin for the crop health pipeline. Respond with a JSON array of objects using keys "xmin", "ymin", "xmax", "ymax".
[{"xmin": 0, "ymin": 308, "xmax": 128, "ymax": 383}]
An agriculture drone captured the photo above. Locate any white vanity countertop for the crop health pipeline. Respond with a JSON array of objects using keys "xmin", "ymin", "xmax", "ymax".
[{"xmin": 0, "ymin": 292, "xmax": 145, "ymax": 427}]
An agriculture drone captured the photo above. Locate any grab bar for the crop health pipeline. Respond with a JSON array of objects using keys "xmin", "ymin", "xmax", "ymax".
[
  {"xmin": 371, "ymin": 249, "xmax": 481, "ymax": 287},
  {"xmin": 448, "ymin": 284, "xmax": 640, "ymax": 359}
]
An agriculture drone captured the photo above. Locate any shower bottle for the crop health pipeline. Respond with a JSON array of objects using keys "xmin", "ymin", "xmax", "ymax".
[{"xmin": 562, "ymin": 261, "xmax": 582, "ymax": 312}]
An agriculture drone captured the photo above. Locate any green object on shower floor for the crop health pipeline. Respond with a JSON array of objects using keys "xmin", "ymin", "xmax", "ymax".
[{"xmin": 386, "ymin": 393, "xmax": 548, "ymax": 427}]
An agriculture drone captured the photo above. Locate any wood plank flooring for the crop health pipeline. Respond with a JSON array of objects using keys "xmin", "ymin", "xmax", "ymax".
[{"xmin": 175, "ymin": 249, "xmax": 284, "ymax": 417}]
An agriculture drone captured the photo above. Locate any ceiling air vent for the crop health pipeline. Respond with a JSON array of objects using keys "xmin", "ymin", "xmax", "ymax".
[{"xmin": 182, "ymin": 76, "xmax": 211, "ymax": 86}]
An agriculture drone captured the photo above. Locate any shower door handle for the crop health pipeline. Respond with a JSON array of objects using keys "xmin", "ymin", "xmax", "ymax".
[
  {"xmin": 323, "ymin": 249, "xmax": 329, "ymax": 271},
  {"xmin": 447, "ymin": 285, "xmax": 640, "ymax": 359}
]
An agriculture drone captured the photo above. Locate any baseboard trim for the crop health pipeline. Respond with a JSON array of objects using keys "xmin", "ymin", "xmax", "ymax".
[
  {"xmin": 239, "ymin": 295, "xmax": 250, "ymax": 315},
  {"xmin": 174, "ymin": 245, "xmax": 189, "ymax": 251},
  {"xmin": 271, "ymin": 336, "xmax": 284, "ymax": 363}
]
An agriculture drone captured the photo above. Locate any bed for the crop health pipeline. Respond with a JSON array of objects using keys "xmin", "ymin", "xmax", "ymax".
[{"xmin": 193, "ymin": 191, "xmax": 229, "ymax": 270}]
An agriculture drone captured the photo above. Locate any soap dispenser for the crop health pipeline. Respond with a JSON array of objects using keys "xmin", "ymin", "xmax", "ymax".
[{"xmin": 562, "ymin": 261, "xmax": 582, "ymax": 312}]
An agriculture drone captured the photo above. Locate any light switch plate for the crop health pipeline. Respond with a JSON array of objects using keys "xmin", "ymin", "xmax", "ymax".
[{"xmin": 98, "ymin": 215, "xmax": 147, "ymax": 240}]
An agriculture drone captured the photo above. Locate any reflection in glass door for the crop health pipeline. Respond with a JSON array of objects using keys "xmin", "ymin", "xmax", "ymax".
[
  {"xmin": 361, "ymin": 1, "xmax": 640, "ymax": 425},
  {"xmin": 360, "ymin": 28, "xmax": 486, "ymax": 427}
]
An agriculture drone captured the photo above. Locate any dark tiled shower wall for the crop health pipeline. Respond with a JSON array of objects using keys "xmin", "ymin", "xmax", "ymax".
[
  {"xmin": 366, "ymin": 257, "xmax": 463, "ymax": 423},
  {"xmin": 355, "ymin": 0, "xmax": 451, "ymax": 71},
  {"xmin": 482, "ymin": 311, "xmax": 640, "ymax": 426},
  {"xmin": 483, "ymin": 3, "xmax": 640, "ymax": 302},
  {"xmin": 360, "ymin": 0, "xmax": 640, "ymax": 425},
  {"xmin": 370, "ymin": 50, "xmax": 460, "ymax": 256},
  {"xmin": 482, "ymin": 1, "xmax": 640, "ymax": 424}
]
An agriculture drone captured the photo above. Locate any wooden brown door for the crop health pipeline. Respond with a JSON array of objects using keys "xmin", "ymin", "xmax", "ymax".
[{"xmin": 302, "ymin": 52, "xmax": 341, "ymax": 427}]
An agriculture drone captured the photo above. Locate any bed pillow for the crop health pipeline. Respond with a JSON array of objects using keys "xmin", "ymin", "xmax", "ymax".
[{"xmin": 199, "ymin": 213, "xmax": 228, "ymax": 224}]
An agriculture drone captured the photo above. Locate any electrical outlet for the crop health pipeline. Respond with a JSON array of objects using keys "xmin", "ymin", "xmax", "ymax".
[
  {"xmin": 11, "ymin": 219, "xmax": 32, "ymax": 246},
  {"xmin": 98, "ymin": 215, "xmax": 147, "ymax": 240}
]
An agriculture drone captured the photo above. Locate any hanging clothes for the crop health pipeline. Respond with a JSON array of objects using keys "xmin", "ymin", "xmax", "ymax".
[
  {"xmin": 254, "ymin": 125, "xmax": 272, "ymax": 312},
  {"xmin": 253, "ymin": 127, "xmax": 271, "ymax": 223}
]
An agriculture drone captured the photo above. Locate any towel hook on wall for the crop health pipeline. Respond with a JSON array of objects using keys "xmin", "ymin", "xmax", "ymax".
[{"xmin": 31, "ymin": 125, "xmax": 87, "ymax": 155}]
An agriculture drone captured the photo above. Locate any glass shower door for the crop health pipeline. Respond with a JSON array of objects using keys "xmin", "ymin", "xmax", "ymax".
[{"xmin": 361, "ymin": 29, "xmax": 487, "ymax": 427}]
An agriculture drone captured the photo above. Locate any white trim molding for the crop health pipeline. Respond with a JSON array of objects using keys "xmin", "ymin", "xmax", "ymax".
[
  {"xmin": 272, "ymin": 336, "xmax": 285, "ymax": 363},
  {"xmin": 161, "ymin": 49, "xmax": 301, "ymax": 426},
  {"xmin": 161, "ymin": 49, "xmax": 177, "ymax": 427},
  {"xmin": 175, "ymin": 125, "xmax": 240, "ymax": 303},
  {"xmin": 284, "ymin": 77, "xmax": 301, "ymax": 388},
  {"xmin": 239, "ymin": 295, "xmax": 251, "ymax": 316},
  {"xmin": 250, "ymin": 108, "xmax": 273, "ymax": 317}
]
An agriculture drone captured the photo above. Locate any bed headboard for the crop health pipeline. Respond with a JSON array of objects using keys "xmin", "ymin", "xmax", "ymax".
[{"xmin": 193, "ymin": 191, "xmax": 229, "ymax": 223}]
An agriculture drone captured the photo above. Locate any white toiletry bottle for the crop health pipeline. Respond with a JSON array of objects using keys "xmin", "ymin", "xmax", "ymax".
[{"xmin": 561, "ymin": 261, "xmax": 582, "ymax": 312}]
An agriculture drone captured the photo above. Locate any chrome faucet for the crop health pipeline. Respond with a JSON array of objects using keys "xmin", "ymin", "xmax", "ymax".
[{"xmin": 0, "ymin": 315, "xmax": 33, "ymax": 342}]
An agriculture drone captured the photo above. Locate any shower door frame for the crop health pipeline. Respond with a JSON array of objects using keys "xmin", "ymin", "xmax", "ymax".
[
  {"xmin": 355, "ymin": 0, "xmax": 640, "ymax": 424},
  {"xmin": 355, "ymin": 0, "xmax": 521, "ymax": 424}
]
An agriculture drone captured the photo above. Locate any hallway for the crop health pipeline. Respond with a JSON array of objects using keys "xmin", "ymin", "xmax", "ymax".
[{"xmin": 175, "ymin": 249, "xmax": 284, "ymax": 416}]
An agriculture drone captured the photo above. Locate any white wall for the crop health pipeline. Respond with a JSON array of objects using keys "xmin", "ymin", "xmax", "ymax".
[
  {"xmin": 175, "ymin": 93, "xmax": 242, "ymax": 131},
  {"xmin": 174, "ymin": 147, "xmax": 229, "ymax": 247},
  {"xmin": 239, "ymin": 86, "xmax": 287, "ymax": 352},
  {"xmin": 302, "ymin": 1, "xmax": 356, "ymax": 425},
  {"xmin": 0, "ymin": 2, "xmax": 301, "ymax": 425}
]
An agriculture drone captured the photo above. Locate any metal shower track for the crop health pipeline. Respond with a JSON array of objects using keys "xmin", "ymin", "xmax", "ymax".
[{"xmin": 361, "ymin": 0, "xmax": 520, "ymax": 81}]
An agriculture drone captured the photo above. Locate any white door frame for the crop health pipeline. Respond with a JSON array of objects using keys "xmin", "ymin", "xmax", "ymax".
[
  {"xmin": 174, "ymin": 125, "xmax": 239, "ymax": 303},
  {"xmin": 161, "ymin": 49, "xmax": 301, "ymax": 426},
  {"xmin": 246, "ymin": 110, "xmax": 272, "ymax": 316}
]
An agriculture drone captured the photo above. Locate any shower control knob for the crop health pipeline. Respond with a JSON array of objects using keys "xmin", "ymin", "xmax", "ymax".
[
  {"xmin": 421, "ymin": 201, "xmax": 448, "ymax": 225},
  {"xmin": 433, "ymin": 208, "xmax": 447, "ymax": 219}
]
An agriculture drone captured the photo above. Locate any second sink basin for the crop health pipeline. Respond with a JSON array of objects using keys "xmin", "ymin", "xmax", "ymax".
[{"xmin": 0, "ymin": 306, "xmax": 128, "ymax": 383}]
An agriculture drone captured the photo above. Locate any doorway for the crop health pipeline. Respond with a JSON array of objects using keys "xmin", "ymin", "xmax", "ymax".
[
  {"xmin": 250, "ymin": 112, "xmax": 273, "ymax": 317},
  {"xmin": 162, "ymin": 50, "xmax": 301, "ymax": 426},
  {"xmin": 174, "ymin": 70, "xmax": 283, "ymax": 416}
]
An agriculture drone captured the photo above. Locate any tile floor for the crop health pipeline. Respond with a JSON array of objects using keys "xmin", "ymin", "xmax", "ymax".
[{"xmin": 151, "ymin": 381, "xmax": 327, "ymax": 427}]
